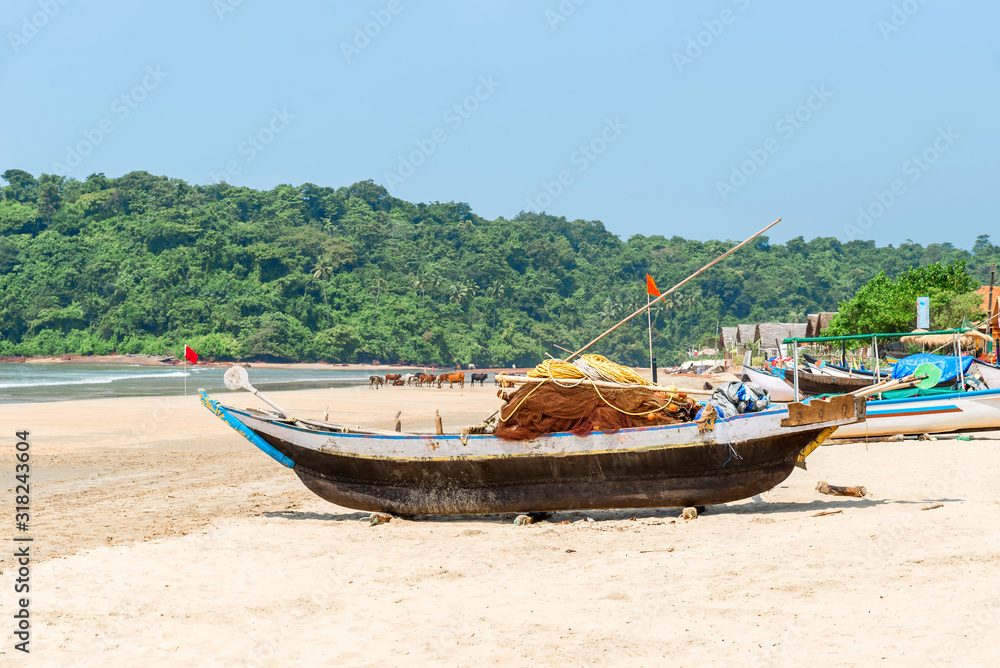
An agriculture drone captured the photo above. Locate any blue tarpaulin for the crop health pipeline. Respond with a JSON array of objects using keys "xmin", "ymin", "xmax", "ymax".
[{"xmin": 891, "ymin": 352, "xmax": 974, "ymax": 384}]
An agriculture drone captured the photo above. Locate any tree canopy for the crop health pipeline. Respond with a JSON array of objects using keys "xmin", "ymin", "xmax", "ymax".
[
  {"xmin": 826, "ymin": 261, "xmax": 985, "ymax": 336},
  {"xmin": 1, "ymin": 170, "xmax": 997, "ymax": 364}
]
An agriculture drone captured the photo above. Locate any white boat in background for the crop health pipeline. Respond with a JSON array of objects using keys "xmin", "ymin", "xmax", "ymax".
[
  {"xmin": 832, "ymin": 388, "xmax": 1000, "ymax": 439},
  {"xmin": 973, "ymin": 361, "xmax": 1000, "ymax": 390},
  {"xmin": 742, "ymin": 365, "xmax": 799, "ymax": 402}
]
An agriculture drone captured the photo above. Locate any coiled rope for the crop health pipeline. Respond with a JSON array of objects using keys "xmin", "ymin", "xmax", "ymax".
[
  {"xmin": 528, "ymin": 355, "xmax": 652, "ymax": 386},
  {"xmin": 500, "ymin": 355, "xmax": 686, "ymax": 422}
]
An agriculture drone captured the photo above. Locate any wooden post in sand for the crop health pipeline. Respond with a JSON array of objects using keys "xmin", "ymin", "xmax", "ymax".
[
  {"xmin": 816, "ymin": 481, "xmax": 867, "ymax": 497},
  {"xmin": 394, "ymin": 411, "xmax": 402, "ymax": 432},
  {"xmin": 435, "ymin": 410, "xmax": 443, "ymax": 435}
]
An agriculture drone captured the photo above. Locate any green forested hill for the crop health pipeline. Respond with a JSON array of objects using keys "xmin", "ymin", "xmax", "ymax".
[{"xmin": 1, "ymin": 169, "xmax": 997, "ymax": 365}]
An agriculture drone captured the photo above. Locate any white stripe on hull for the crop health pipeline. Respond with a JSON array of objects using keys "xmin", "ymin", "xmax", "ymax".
[
  {"xmin": 832, "ymin": 388, "xmax": 1000, "ymax": 439},
  {"xmin": 226, "ymin": 404, "xmax": 856, "ymax": 461}
]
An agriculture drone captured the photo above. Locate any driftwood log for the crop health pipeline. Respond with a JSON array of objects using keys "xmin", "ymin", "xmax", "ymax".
[
  {"xmin": 816, "ymin": 481, "xmax": 867, "ymax": 498},
  {"xmin": 811, "ymin": 509, "xmax": 843, "ymax": 518}
]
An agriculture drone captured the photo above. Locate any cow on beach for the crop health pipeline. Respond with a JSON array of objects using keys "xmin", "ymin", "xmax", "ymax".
[
  {"xmin": 437, "ymin": 372, "xmax": 465, "ymax": 389},
  {"xmin": 470, "ymin": 373, "xmax": 488, "ymax": 386},
  {"xmin": 369, "ymin": 375, "xmax": 383, "ymax": 389}
]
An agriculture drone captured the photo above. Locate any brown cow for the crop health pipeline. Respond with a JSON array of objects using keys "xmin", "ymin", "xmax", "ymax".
[
  {"xmin": 384, "ymin": 373, "xmax": 402, "ymax": 384},
  {"xmin": 437, "ymin": 372, "xmax": 465, "ymax": 389},
  {"xmin": 418, "ymin": 373, "xmax": 436, "ymax": 387},
  {"xmin": 393, "ymin": 379, "xmax": 405, "ymax": 386},
  {"xmin": 368, "ymin": 375, "xmax": 383, "ymax": 389}
]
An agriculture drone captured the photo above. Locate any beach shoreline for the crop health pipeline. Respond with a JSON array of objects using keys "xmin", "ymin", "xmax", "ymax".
[
  {"xmin": 13, "ymin": 353, "xmax": 536, "ymax": 374},
  {"xmin": 2, "ymin": 387, "xmax": 999, "ymax": 663}
]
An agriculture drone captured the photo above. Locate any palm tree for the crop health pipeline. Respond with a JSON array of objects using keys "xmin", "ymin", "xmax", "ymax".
[
  {"xmin": 311, "ymin": 258, "xmax": 333, "ymax": 328},
  {"xmin": 485, "ymin": 283, "xmax": 505, "ymax": 330},
  {"xmin": 371, "ymin": 272, "xmax": 387, "ymax": 326},
  {"xmin": 599, "ymin": 298, "xmax": 621, "ymax": 324},
  {"xmin": 449, "ymin": 283, "xmax": 470, "ymax": 308},
  {"xmin": 413, "ymin": 273, "xmax": 428, "ymax": 306},
  {"xmin": 427, "ymin": 273, "xmax": 443, "ymax": 304}
]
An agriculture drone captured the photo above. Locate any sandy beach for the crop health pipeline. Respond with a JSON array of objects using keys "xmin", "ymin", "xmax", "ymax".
[{"xmin": 2, "ymin": 385, "xmax": 1000, "ymax": 666}]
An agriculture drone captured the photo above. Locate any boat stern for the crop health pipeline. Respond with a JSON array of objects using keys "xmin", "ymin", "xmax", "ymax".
[{"xmin": 780, "ymin": 393, "xmax": 867, "ymax": 468}]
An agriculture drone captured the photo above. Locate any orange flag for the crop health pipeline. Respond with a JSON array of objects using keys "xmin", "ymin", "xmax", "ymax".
[{"xmin": 645, "ymin": 274, "xmax": 660, "ymax": 297}]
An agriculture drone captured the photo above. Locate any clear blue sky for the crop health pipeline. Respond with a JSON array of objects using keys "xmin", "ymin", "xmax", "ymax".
[{"xmin": 2, "ymin": 0, "xmax": 997, "ymax": 248}]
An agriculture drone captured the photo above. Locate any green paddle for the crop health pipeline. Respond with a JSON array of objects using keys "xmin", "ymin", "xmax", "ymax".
[{"xmin": 913, "ymin": 362, "xmax": 943, "ymax": 389}]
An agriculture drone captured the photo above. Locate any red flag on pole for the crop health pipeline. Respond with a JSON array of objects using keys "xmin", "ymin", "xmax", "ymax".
[
  {"xmin": 184, "ymin": 345, "xmax": 199, "ymax": 365},
  {"xmin": 645, "ymin": 274, "xmax": 661, "ymax": 297}
]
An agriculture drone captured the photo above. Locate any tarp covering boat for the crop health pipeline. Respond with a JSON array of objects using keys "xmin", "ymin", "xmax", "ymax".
[{"xmin": 891, "ymin": 353, "xmax": 974, "ymax": 384}]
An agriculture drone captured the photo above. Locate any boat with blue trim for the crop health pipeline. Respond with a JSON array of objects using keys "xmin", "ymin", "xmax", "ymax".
[
  {"xmin": 199, "ymin": 384, "xmax": 865, "ymax": 515},
  {"xmin": 832, "ymin": 387, "xmax": 1000, "ymax": 439}
]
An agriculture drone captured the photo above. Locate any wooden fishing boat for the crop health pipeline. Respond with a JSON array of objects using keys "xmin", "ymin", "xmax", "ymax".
[
  {"xmin": 781, "ymin": 368, "xmax": 873, "ymax": 395},
  {"xmin": 802, "ymin": 354, "xmax": 876, "ymax": 379},
  {"xmin": 200, "ymin": 389, "xmax": 864, "ymax": 515},
  {"xmin": 833, "ymin": 387, "xmax": 1000, "ymax": 439},
  {"xmin": 745, "ymin": 364, "xmax": 874, "ymax": 399},
  {"xmin": 973, "ymin": 360, "xmax": 1000, "ymax": 390},
  {"xmin": 742, "ymin": 364, "xmax": 799, "ymax": 402}
]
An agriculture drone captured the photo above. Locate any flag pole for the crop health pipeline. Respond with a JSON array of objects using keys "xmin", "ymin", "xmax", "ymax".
[
  {"xmin": 564, "ymin": 218, "xmax": 781, "ymax": 363},
  {"xmin": 646, "ymin": 292, "xmax": 656, "ymax": 383}
]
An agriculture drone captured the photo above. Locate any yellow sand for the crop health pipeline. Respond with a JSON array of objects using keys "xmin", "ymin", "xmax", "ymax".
[{"xmin": 1, "ymin": 386, "xmax": 999, "ymax": 665}]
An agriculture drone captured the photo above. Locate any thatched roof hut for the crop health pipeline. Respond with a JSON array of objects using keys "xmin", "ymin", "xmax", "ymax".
[
  {"xmin": 787, "ymin": 323, "xmax": 807, "ymax": 339},
  {"xmin": 736, "ymin": 324, "xmax": 757, "ymax": 345},
  {"xmin": 900, "ymin": 329, "xmax": 991, "ymax": 347},
  {"xmin": 754, "ymin": 323, "xmax": 798, "ymax": 354},
  {"xmin": 721, "ymin": 327, "xmax": 737, "ymax": 349},
  {"xmin": 805, "ymin": 312, "xmax": 838, "ymax": 338}
]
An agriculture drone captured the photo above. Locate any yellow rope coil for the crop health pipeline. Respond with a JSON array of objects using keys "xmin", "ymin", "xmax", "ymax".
[
  {"xmin": 502, "ymin": 355, "xmax": 691, "ymax": 423},
  {"xmin": 527, "ymin": 355, "xmax": 653, "ymax": 386}
]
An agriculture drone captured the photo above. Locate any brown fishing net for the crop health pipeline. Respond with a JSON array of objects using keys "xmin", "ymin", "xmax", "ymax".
[{"xmin": 494, "ymin": 381, "xmax": 699, "ymax": 441}]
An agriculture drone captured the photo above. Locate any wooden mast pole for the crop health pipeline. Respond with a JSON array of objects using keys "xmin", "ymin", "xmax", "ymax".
[{"xmin": 563, "ymin": 218, "xmax": 781, "ymax": 363}]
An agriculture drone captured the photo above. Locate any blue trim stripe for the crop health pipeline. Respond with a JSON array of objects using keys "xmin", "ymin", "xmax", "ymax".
[
  {"xmin": 867, "ymin": 387, "xmax": 1000, "ymax": 408},
  {"xmin": 199, "ymin": 390, "xmax": 295, "ymax": 468},
  {"xmin": 868, "ymin": 405, "xmax": 960, "ymax": 417},
  {"xmin": 221, "ymin": 403, "xmax": 788, "ymax": 441}
]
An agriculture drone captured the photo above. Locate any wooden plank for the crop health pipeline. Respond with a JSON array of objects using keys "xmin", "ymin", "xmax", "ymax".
[{"xmin": 781, "ymin": 394, "xmax": 864, "ymax": 427}]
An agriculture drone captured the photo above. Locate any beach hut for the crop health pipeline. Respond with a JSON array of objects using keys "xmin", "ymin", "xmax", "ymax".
[
  {"xmin": 721, "ymin": 327, "xmax": 737, "ymax": 349},
  {"xmin": 756, "ymin": 323, "xmax": 804, "ymax": 358},
  {"xmin": 805, "ymin": 312, "xmax": 837, "ymax": 338},
  {"xmin": 736, "ymin": 324, "xmax": 757, "ymax": 347}
]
